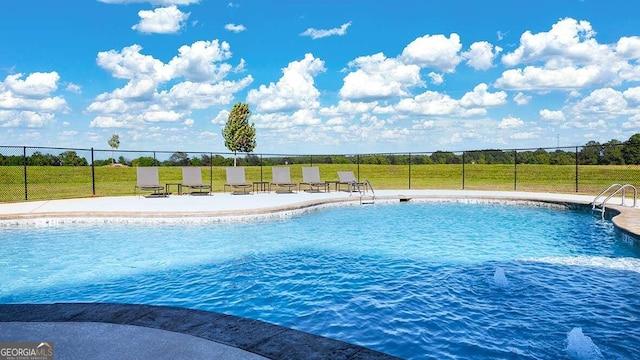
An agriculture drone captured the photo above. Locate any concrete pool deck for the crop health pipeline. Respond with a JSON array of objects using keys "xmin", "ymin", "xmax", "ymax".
[{"xmin": 1, "ymin": 189, "xmax": 639, "ymax": 360}]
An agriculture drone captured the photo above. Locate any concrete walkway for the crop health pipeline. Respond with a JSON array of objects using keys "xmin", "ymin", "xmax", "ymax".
[{"xmin": 1, "ymin": 190, "xmax": 638, "ymax": 360}]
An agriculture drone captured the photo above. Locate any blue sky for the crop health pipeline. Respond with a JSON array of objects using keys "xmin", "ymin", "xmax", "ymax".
[{"xmin": 1, "ymin": 0, "xmax": 640, "ymax": 155}]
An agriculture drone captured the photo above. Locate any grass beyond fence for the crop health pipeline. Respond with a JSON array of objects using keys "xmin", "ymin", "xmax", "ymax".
[{"xmin": 1, "ymin": 164, "xmax": 639, "ymax": 202}]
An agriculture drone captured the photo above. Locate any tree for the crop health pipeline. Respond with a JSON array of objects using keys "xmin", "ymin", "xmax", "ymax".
[
  {"xmin": 166, "ymin": 152, "xmax": 190, "ymax": 166},
  {"xmin": 59, "ymin": 151, "xmax": 88, "ymax": 166},
  {"xmin": 601, "ymin": 139, "xmax": 625, "ymax": 165},
  {"xmin": 108, "ymin": 134, "xmax": 120, "ymax": 164},
  {"xmin": 579, "ymin": 141, "xmax": 601, "ymax": 165},
  {"xmin": 222, "ymin": 102, "xmax": 256, "ymax": 166},
  {"xmin": 622, "ymin": 133, "xmax": 640, "ymax": 165}
]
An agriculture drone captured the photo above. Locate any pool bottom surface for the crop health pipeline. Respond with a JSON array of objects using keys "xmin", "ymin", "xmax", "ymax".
[{"xmin": 2, "ymin": 203, "xmax": 640, "ymax": 359}]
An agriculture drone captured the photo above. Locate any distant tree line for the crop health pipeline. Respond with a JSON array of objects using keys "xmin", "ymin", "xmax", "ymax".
[{"xmin": 2, "ymin": 133, "xmax": 640, "ymax": 166}]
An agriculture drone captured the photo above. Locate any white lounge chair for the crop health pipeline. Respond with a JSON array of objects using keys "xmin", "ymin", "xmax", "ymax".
[
  {"xmin": 271, "ymin": 167, "xmax": 297, "ymax": 193},
  {"xmin": 337, "ymin": 171, "xmax": 366, "ymax": 193},
  {"xmin": 224, "ymin": 167, "xmax": 252, "ymax": 194},
  {"xmin": 182, "ymin": 167, "xmax": 212, "ymax": 195},
  {"xmin": 300, "ymin": 166, "xmax": 328, "ymax": 192},
  {"xmin": 135, "ymin": 167, "xmax": 165, "ymax": 197}
]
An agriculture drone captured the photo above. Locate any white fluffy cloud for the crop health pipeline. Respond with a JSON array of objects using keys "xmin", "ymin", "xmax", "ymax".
[
  {"xmin": 339, "ymin": 53, "xmax": 422, "ymax": 100},
  {"xmin": 513, "ymin": 92, "xmax": 531, "ymax": 105},
  {"xmin": 225, "ymin": 23, "xmax": 246, "ymax": 33},
  {"xmin": 502, "ymin": 18, "xmax": 603, "ymax": 67},
  {"xmin": 400, "ymin": 33, "xmax": 462, "ymax": 72},
  {"xmin": 498, "ymin": 116, "xmax": 524, "ymax": 129},
  {"xmin": 495, "ymin": 65, "xmax": 607, "ymax": 90},
  {"xmin": 459, "ymin": 83, "xmax": 507, "ymax": 108},
  {"xmin": 0, "ymin": 72, "xmax": 67, "ymax": 128},
  {"xmin": 132, "ymin": 6, "xmax": 190, "ymax": 34},
  {"xmin": 246, "ymin": 53, "xmax": 325, "ymax": 112},
  {"xmin": 300, "ymin": 22, "xmax": 352, "ymax": 39},
  {"xmin": 169, "ymin": 40, "xmax": 233, "ymax": 82},
  {"xmin": 462, "ymin": 41, "xmax": 502, "ymax": 70},
  {"xmin": 540, "ymin": 109, "xmax": 565, "ymax": 122},
  {"xmin": 496, "ymin": 18, "xmax": 640, "ymax": 91},
  {"xmin": 88, "ymin": 40, "xmax": 252, "ymax": 128}
]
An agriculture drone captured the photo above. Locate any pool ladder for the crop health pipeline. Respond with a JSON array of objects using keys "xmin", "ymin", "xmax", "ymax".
[
  {"xmin": 591, "ymin": 183, "xmax": 637, "ymax": 220},
  {"xmin": 356, "ymin": 179, "xmax": 376, "ymax": 205}
]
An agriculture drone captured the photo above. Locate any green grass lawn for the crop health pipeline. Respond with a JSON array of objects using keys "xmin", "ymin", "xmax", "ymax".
[{"xmin": 1, "ymin": 164, "xmax": 639, "ymax": 202}]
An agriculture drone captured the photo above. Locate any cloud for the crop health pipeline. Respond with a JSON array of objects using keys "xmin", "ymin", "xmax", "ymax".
[
  {"xmin": 247, "ymin": 53, "xmax": 325, "ymax": 112},
  {"xmin": 225, "ymin": 23, "xmax": 246, "ymax": 33},
  {"xmin": 65, "ymin": 83, "xmax": 82, "ymax": 94},
  {"xmin": 540, "ymin": 109, "xmax": 565, "ymax": 122},
  {"xmin": 400, "ymin": 33, "xmax": 462, "ymax": 72},
  {"xmin": 459, "ymin": 83, "xmax": 507, "ymax": 108},
  {"xmin": 132, "ymin": 6, "xmax": 190, "ymax": 34},
  {"xmin": 513, "ymin": 92, "xmax": 531, "ymax": 105},
  {"xmin": 495, "ymin": 65, "xmax": 607, "ymax": 90},
  {"xmin": 502, "ymin": 18, "xmax": 601, "ymax": 67},
  {"xmin": 88, "ymin": 40, "xmax": 252, "ymax": 128},
  {"xmin": 495, "ymin": 18, "xmax": 639, "ymax": 91},
  {"xmin": 3, "ymin": 72, "xmax": 59, "ymax": 97},
  {"xmin": 0, "ymin": 72, "xmax": 67, "ymax": 128},
  {"xmin": 462, "ymin": 41, "xmax": 502, "ymax": 70},
  {"xmin": 169, "ymin": 40, "xmax": 233, "ymax": 82},
  {"xmin": 210, "ymin": 109, "xmax": 229, "ymax": 125},
  {"xmin": 300, "ymin": 22, "xmax": 352, "ymax": 39},
  {"xmin": 339, "ymin": 53, "xmax": 423, "ymax": 101},
  {"xmin": 498, "ymin": 116, "xmax": 524, "ymax": 129},
  {"xmin": 396, "ymin": 91, "xmax": 461, "ymax": 116},
  {"xmin": 571, "ymin": 87, "xmax": 627, "ymax": 115},
  {"xmin": 428, "ymin": 72, "xmax": 443, "ymax": 85}
]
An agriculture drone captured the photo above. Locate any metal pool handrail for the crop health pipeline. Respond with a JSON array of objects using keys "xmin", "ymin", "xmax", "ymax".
[{"xmin": 592, "ymin": 183, "xmax": 638, "ymax": 219}]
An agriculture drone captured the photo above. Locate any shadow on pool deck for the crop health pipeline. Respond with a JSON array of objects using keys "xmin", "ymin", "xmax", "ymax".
[{"xmin": 0, "ymin": 303, "xmax": 401, "ymax": 360}]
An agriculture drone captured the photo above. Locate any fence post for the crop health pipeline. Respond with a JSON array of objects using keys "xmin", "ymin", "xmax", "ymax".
[
  {"xmin": 408, "ymin": 153, "xmax": 412, "ymax": 189},
  {"xmin": 462, "ymin": 151, "xmax": 465, "ymax": 190},
  {"xmin": 23, "ymin": 146, "xmax": 27, "ymax": 201},
  {"xmin": 260, "ymin": 154, "xmax": 263, "ymax": 182},
  {"xmin": 575, "ymin": 147, "xmax": 579, "ymax": 193},
  {"xmin": 357, "ymin": 154, "xmax": 360, "ymax": 181},
  {"xmin": 91, "ymin": 147, "xmax": 96, "ymax": 195},
  {"xmin": 310, "ymin": 155, "xmax": 313, "ymax": 167},
  {"xmin": 514, "ymin": 150, "xmax": 518, "ymax": 191},
  {"xmin": 209, "ymin": 152, "xmax": 213, "ymax": 190}
]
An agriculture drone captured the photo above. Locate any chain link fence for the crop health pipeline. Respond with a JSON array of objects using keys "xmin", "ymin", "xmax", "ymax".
[{"xmin": 1, "ymin": 145, "xmax": 639, "ymax": 202}]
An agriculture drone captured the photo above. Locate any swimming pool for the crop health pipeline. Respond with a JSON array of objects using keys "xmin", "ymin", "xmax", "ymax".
[{"xmin": 2, "ymin": 201, "xmax": 639, "ymax": 359}]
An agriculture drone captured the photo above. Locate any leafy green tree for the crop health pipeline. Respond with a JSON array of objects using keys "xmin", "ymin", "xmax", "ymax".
[
  {"xmin": 59, "ymin": 151, "xmax": 88, "ymax": 166},
  {"xmin": 222, "ymin": 102, "xmax": 256, "ymax": 166},
  {"xmin": 578, "ymin": 141, "xmax": 601, "ymax": 165},
  {"xmin": 108, "ymin": 134, "xmax": 120, "ymax": 164},
  {"xmin": 549, "ymin": 150, "xmax": 575, "ymax": 165},
  {"xmin": 28, "ymin": 151, "xmax": 61, "ymax": 166},
  {"xmin": 622, "ymin": 133, "xmax": 640, "ymax": 165},
  {"xmin": 132, "ymin": 157, "xmax": 159, "ymax": 167},
  {"xmin": 601, "ymin": 139, "xmax": 625, "ymax": 165},
  {"xmin": 166, "ymin": 152, "xmax": 190, "ymax": 166},
  {"xmin": 431, "ymin": 151, "xmax": 461, "ymax": 164}
]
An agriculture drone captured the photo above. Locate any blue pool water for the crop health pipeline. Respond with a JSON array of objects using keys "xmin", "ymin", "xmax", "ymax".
[{"xmin": 2, "ymin": 202, "xmax": 640, "ymax": 359}]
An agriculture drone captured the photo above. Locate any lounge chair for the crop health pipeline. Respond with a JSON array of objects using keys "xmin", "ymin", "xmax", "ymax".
[
  {"xmin": 300, "ymin": 166, "xmax": 329, "ymax": 192},
  {"xmin": 337, "ymin": 171, "xmax": 367, "ymax": 193},
  {"xmin": 182, "ymin": 167, "xmax": 212, "ymax": 195},
  {"xmin": 224, "ymin": 167, "xmax": 252, "ymax": 194},
  {"xmin": 135, "ymin": 166, "xmax": 166, "ymax": 197},
  {"xmin": 271, "ymin": 167, "xmax": 297, "ymax": 193}
]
